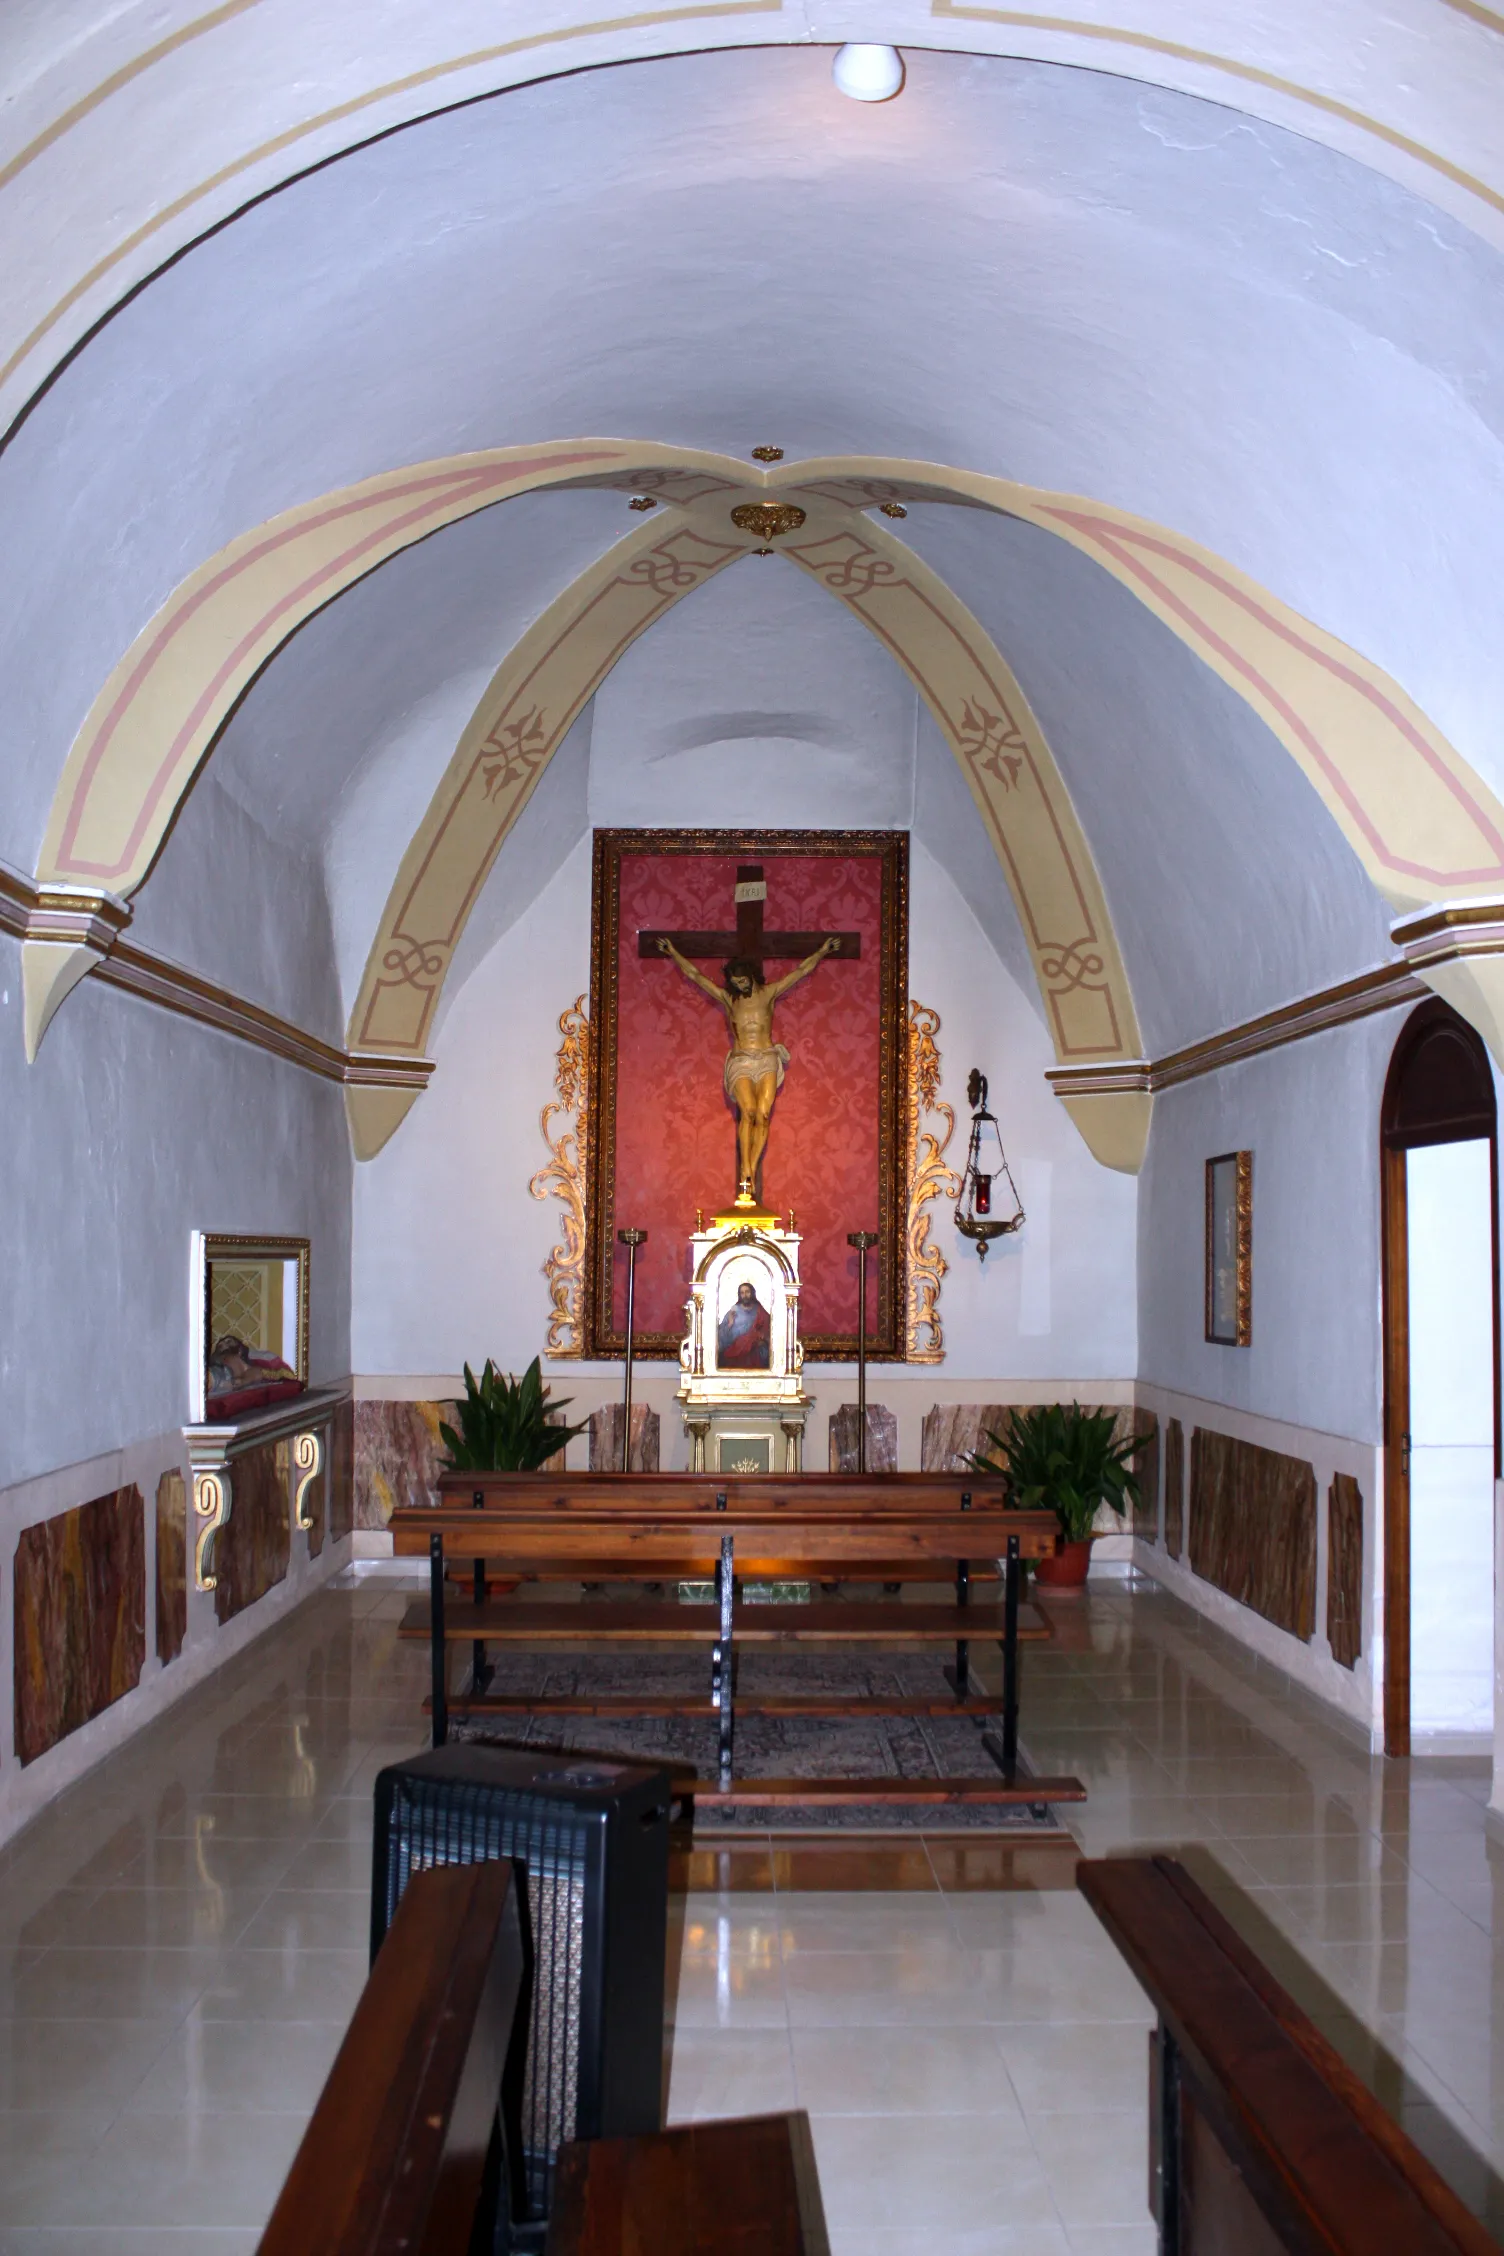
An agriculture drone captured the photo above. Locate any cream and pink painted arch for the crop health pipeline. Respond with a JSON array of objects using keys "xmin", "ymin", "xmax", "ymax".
[{"xmin": 31, "ymin": 441, "xmax": 1504, "ymax": 1172}]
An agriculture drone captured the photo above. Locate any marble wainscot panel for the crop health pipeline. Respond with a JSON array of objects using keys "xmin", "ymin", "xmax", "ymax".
[
  {"xmin": 328, "ymin": 1396, "xmax": 355, "ymax": 1542},
  {"xmin": 828, "ymin": 1404, "xmax": 898, "ymax": 1473},
  {"xmin": 354, "ymin": 1400, "xmax": 455, "ymax": 1529},
  {"xmin": 1327, "ymin": 1472, "xmax": 1364, "ymax": 1668},
  {"xmin": 1189, "ymin": 1428, "xmax": 1317, "ymax": 1641},
  {"xmin": 214, "ymin": 1439, "xmax": 290, "ymax": 1626},
  {"xmin": 919, "ymin": 1404, "xmax": 1013, "ymax": 1473},
  {"xmin": 1164, "ymin": 1419, "xmax": 1185, "ymax": 1558},
  {"xmin": 16, "ymin": 1485, "xmax": 147, "ymax": 1765},
  {"xmin": 155, "ymin": 1469, "xmax": 187, "ymax": 1665},
  {"xmin": 589, "ymin": 1404, "xmax": 660, "ymax": 1472}
]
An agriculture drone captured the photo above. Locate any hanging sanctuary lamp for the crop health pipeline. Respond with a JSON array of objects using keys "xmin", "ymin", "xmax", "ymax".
[{"xmin": 955, "ymin": 1070, "xmax": 1025, "ymax": 1260}]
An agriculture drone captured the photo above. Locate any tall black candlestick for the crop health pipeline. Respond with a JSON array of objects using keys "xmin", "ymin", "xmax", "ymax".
[
  {"xmin": 617, "ymin": 1228, "xmax": 647, "ymax": 1472},
  {"xmin": 846, "ymin": 1231, "xmax": 878, "ymax": 1474}
]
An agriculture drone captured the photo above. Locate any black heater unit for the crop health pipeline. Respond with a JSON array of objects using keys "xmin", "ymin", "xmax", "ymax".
[{"xmin": 371, "ymin": 1742, "xmax": 672, "ymax": 2225}]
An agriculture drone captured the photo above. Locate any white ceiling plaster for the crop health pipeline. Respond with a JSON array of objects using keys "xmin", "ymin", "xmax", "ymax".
[
  {"xmin": 586, "ymin": 556, "xmax": 919, "ymax": 832},
  {"xmin": 5, "ymin": 47, "xmax": 1504, "ymax": 881},
  {"xmin": 898, "ymin": 504, "xmax": 1397, "ymax": 1053},
  {"xmin": 5, "ymin": 0, "xmax": 1504, "ymax": 451},
  {"xmin": 189, "ymin": 487, "xmax": 629, "ymax": 1006}
]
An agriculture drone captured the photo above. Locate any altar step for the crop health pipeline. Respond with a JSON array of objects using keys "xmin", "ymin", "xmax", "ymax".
[
  {"xmin": 689, "ymin": 1775, "xmax": 1087, "ymax": 1808},
  {"xmin": 400, "ymin": 1599, "xmax": 1049, "ymax": 1644}
]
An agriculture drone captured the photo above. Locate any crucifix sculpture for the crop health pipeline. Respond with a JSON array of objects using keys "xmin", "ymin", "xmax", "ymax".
[{"xmin": 640, "ymin": 864, "xmax": 860, "ymax": 1207}]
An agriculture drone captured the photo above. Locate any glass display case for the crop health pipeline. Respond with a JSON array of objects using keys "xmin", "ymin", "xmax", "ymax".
[{"xmin": 190, "ymin": 1233, "xmax": 309, "ymax": 1421}]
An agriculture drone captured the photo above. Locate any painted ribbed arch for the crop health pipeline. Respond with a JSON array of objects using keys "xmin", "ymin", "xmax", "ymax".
[
  {"xmin": 345, "ymin": 486, "xmax": 1146, "ymax": 1164},
  {"xmin": 29, "ymin": 442, "xmax": 1504, "ymax": 1167}
]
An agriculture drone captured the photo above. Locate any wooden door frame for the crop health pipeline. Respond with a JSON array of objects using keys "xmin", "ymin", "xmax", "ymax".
[{"xmin": 1380, "ymin": 1001, "xmax": 1500, "ymax": 1759}]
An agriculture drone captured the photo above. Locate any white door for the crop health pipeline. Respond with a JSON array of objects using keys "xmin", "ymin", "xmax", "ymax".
[{"xmin": 1407, "ymin": 1138, "xmax": 1496, "ymax": 1740}]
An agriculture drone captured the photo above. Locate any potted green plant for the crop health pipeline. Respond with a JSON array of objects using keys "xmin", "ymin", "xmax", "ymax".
[
  {"xmin": 439, "ymin": 1356, "xmax": 589, "ymax": 1472},
  {"xmin": 970, "ymin": 1402, "xmax": 1144, "ymax": 1589}
]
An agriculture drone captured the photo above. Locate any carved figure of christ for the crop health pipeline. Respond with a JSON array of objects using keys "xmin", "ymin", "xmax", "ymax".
[{"xmin": 640, "ymin": 864, "xmax": 860, "ymax": 1207}]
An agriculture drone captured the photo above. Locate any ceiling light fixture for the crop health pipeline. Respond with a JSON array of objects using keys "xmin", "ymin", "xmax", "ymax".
[{"xmin": 832, "ymin": 44, "xmax": 905, "ymax": 102}]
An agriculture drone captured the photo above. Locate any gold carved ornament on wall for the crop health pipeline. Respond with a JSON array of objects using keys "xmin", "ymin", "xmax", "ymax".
[
  {"xmin": 905, "ymin": 1001, "xmax": 961, "ymax": 1362},
  {"xmin": 529, "ymin": 996, "xmax": 590, "ymax": 1357}
]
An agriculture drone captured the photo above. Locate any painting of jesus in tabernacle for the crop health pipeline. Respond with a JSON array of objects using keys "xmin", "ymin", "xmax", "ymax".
[{"xmin": 717, "ymin": 1280, "xmax": 772, "ymax": 1369}]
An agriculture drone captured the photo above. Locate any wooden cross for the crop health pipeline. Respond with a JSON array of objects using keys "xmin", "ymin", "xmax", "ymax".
[{"xmin": 637, "ymin": 863, "xmax": 861, "ymax": 967}]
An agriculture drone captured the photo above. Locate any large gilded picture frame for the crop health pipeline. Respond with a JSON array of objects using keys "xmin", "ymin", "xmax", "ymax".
[{"xmin": 585, "ymin": 828, "xmax": 909, "ymax": 1361}]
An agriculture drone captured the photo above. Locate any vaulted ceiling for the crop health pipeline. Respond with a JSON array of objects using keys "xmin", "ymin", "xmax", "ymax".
[{"xmin": 5, "ymin": 23, "xmax": 1504, "ymax": 1160}]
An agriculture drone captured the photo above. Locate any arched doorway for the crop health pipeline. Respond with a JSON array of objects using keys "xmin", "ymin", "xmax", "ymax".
[{"xmin": 1381, "ymin": 1000, "xmax": 1500, "ymax": 1756}]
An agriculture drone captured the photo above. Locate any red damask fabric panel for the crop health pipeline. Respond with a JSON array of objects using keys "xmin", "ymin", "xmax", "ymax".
[{"xmin": 611, "ymin": 850, "xmax": 884, "ymax": 1342}]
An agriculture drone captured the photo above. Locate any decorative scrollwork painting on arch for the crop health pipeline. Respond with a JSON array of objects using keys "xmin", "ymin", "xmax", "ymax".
[
  {"xmin": 905, "ymin": 1001, "xmax": 961, "ymax": 1362},
  {"xmin": 530, "ymin": 997, "xmax": 591, "ymax": 1357}
]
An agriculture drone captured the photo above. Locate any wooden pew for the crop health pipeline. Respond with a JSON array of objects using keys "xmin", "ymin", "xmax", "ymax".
[
  {"xmin": 1078, "ymin": 1854, "xmax": 1499, "ymax": 2255},
  {"xmin": 256, "ymin": 1860, "xmax": 524, "ymax": 2256},
  {"xmin": 395, "ymin": 1475, "xmax": 1076, "ymax": 1807},
  {"xmin": 400, "ymin": 1470, "xmax": 1054, "ymax": 1589},
  {"xmin": 547, "ymin": 2112, "xmax": 830, "ymax": 2255}
]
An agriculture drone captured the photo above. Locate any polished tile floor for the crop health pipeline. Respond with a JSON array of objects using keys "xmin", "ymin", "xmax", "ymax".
[{"xmin": 0, "ymin": 1566, "xmax": 1501, "ymax": 2250}]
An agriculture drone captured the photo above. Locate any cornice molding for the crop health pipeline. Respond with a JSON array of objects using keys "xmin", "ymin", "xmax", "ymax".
[
  {"xmin": 6, "ymin": 860, "xmax": 1499, "ymax": 1120},
  {"xmin": 1047, "ymin": 959, "xmax": 1427, "ymax": 1101},
  {"xmin": 1, "ymin": 861, "xmax": 431, "ymax": 1096},
  {"xmin": 1391, "ymin": 896, "xmax": 1504, "ymax": 965}
]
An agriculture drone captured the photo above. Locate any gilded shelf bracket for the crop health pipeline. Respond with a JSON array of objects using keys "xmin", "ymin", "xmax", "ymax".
[
  {"xmin": 292, "ymin": 1430, "xmax": 322, "ymax": 1531},
  {"xmin": 193, "ymin": 1468, "xmax": 230, "ymax": 1591}
]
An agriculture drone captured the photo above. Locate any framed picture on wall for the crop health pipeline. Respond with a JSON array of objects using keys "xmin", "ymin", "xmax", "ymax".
[{"xmin": 1205, "ymin": 1152, "xmax": 1252, "ymax": 1345}]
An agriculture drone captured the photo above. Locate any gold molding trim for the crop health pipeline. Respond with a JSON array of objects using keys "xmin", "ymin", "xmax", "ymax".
[
  {"xmin": 905, "ymin": 999, "xmax": 960, "ymax": 1362},
  {"xmin": 291, "ymin": 1429, "xmax": 322, "ymax": 1531},
  {"xmin": 530, "ymin": 995, "xmax": 591, "ymax": 1358}
]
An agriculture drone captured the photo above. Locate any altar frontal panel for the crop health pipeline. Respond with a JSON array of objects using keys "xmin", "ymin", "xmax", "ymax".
[{"xmin": 586, "ymin": 829, "xmax": 908, "ymax": 1359}]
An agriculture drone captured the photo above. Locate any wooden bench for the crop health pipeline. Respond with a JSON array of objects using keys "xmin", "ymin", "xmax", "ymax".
[
  {"xmin": 405, "ymin": 1471, "xmax": 1050, "ymax": 1592},
  {"xmin": 1078, "ymin": 1854, "xmax": 1500, "ymax": 2254},
  {"xmin": 547, "ymin": 2112, "xmax": 830, "ymax": 2255},
  {"xmin": 394, "ymin": 1476, "xmax": 1073, "ymax": 1807},
  {"xmin": 255, "ymin": 1860, "xmax": 524, "ymax": 2255}
]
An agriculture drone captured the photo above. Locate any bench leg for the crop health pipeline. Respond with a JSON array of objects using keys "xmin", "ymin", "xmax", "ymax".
[
  {"xmin": 943, "ymin": 1556, "xmax": 971, "ymax": 1700},
  {"xmin": 713, "ymin": 1533, "xmax": 735, "ymax": 1787},
  {"xmin": 1000, "ymin": 1532, "xmax": 1020, "ymax": 1775},
  {"xmin": 429, "ymin": 1533, "xmax": 448, "ymax": 1748},
  {"xmin": 470, "ymin": 1488, "xmax": 493, "ymax": 1695}
]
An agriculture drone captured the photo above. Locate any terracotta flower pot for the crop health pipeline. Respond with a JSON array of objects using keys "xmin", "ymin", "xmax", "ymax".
[{"xmin": 1033, "ymin": 1536, "xmax": 1093, "ymax": 1588}]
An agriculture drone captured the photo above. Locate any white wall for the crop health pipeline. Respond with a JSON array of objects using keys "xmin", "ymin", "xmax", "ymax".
[
  {"xmin": 0, "ymin": 935, "xmax": 352, "ymax": 1492},
  {"xmin": 1137, "ymin": 1012, "xmax": 1400, "ymax": 1448}
]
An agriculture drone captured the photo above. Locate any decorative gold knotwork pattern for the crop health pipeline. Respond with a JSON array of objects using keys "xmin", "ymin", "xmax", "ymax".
[
  {"xmin": 292, "ymin": 1430, "xmax": 322, "ymax": 1531},
  {"xmin": 530, "ymin": 997, "xmax": 591, "ymax": 1357},
  {"xmin": 729, "ymin": 502, "xmax": 807, "ymax": 540},
  {"xmin": 905, "ymin": 1000, "xmax": 960, "ymax": 1362}
]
